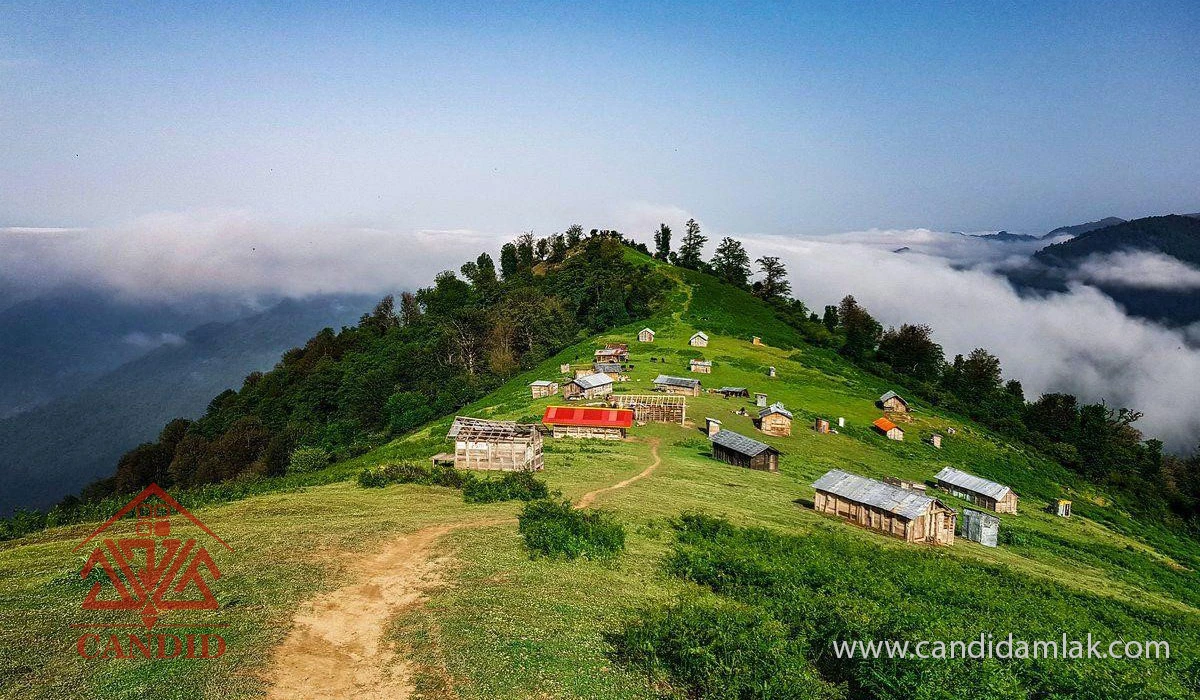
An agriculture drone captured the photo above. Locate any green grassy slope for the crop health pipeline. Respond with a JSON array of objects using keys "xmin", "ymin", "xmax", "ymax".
[{"xmin": 1, "ymin": 252, "xmax": 1197, "ymax": 699}]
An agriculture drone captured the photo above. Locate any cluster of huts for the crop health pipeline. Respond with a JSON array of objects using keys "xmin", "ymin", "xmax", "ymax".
[{"xmin": 442, "ymin": 327, "xmax": 1069, "ymax": 551}]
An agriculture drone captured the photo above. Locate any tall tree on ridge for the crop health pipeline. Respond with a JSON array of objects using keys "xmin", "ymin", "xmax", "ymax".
[
  {"xmin": 753, "ymin": 255, "xmax": 791, "ymax": 302},
  {"xmin": 677, "ymin": 218, "xmax": 707, "ymax": 269},
  {"xmin": 653, "ymin": 223, "xmax": 672, "ymax": 260},
  {"xmin": 710, "ymin": 237, "xmax": 751, "ymax": 287}
]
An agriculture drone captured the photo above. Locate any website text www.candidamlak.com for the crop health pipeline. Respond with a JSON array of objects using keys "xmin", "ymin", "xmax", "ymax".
[{"xmin": 831, "ymin": 633, "xmax": 1170, "ymax": 661}]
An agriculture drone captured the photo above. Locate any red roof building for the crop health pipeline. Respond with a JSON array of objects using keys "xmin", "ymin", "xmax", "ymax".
[
  {"xmin": 873, "ymin": 417, "xmax": 904, "ymax": 441},
  {"xmin": 542, "ymin": 406, "xmax": 633, "ymax": 439}
]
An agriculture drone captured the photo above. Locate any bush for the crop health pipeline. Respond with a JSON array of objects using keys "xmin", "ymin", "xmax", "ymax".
[
  {"xmin": 462, "ymin": 471, "xmax": 549, "ymax": 504},
  {"xmin": 517, "ymin": 499, "xmax": 625, "ymax": 560},
  {"xmin": 287, "ymin": 446, "xmax": 330, "ymax": 474},
  {"xmin": 357, "ymin": 461, "xmax": 477, "ymax": 490}
]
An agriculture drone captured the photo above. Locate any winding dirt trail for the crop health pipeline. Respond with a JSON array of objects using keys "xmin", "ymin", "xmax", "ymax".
[{"xmin": 263, "ymin": 438, "xmax": 660, "ymax": 699}]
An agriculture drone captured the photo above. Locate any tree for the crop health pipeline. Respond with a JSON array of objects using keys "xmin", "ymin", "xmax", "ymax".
[
  {"xmin": 548, "ymin": 233, "xmax": 568, "ymax": 262},
  {"xmin": 837, "ymin": 295, "xmax": 881, "ymax": 360},
  {"xmin": 500, "ymin": 243, "xmax": 519, "ymax": 280},
  {"xmin": 822, "ymin": 305, "xmax": 839, "ymax": 333},
  {"xmin": 360, "ymin": 295, "xmax": 400, "ymax": 333},
  {"xmin": 399, "ymin": 291, "xmax": 422, "ymax": 326},
  {"xmin": 535, "ymin": 237, "xmax": 549, "ymax": 261},
  {"xmin": 677, "ymin": 218, "xmax": 707, "ymax": 269},
  {"xmin": 710, "ymin": 237, "xmax": 751, "ymax": 287},
  {"xmin": 753, "ymin": 256, "xmax": 791, "ymax": 302},
  {"xmin": 565, "ymin": 224, "xmax": 583, "ymax": 248},
  {"xmin": 653, "ymin": 223, "xmax": 672, "ymax": 260},
  {"xmin": 876, "ymin": 324, "xmax": 944, "ymax": 382},
  {"xmin": 516, "ymin": 232, "xmax": 535, "ymax": 271},
  {"xmin": 959, "ymin": 348, "xmax": 1003, "ymax": 398}
]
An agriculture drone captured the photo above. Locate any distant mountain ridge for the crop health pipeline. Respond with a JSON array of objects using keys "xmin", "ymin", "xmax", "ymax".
[
  {"xmin": 1041, "ymin": 216, "xmax": 1127, "ymax": 240},
  {"xmin": 0, "ymin": 294, "xmax": 371, "ymax": 515},
  {"xmin": 975, "ymin": 230, "xmax": 1040, "ymax": 242},
  {"xmin": 1035, "ymin": 215, "xmax": 1200, "ymax": 267}
]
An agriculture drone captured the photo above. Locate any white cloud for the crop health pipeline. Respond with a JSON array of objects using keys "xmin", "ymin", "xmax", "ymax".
[
  {"xmin": 744, "ymin": 233, "xmax": 1200, "ymax": 451},
  {"xmin": 1073, "ymin": 251, "xmax": 1200, "ymax": 289}
]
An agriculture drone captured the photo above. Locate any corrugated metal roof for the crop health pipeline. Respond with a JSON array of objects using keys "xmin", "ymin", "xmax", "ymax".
[
  {"xmin": 760, "ymin": 402, "xmax": 793, "ymax": 419},
  {"xmin": 571, "ymin": 373, "xmax": 614, "ymax": 390},
  {"xmin": 654, "ymin": 374, "xmax": 700, "ymax": 389},
  {"xmin": 529, "ymin": 380, "xmax": 555, "ymax": 387},
  {"xmin": 690, "ymin": 332, "xmax": 709, "ymax": 341},
  {"xmin": 812, "ymin": 469, "xmax": 938, "ymax": 520},
  {"xmin": 542, "ymin": 406, "xmax": 633, "ymax": 428},
  {"xmin": 716, "ymin": 387, "xmax": 747, "ymax": 393},
  {"xmin": 880, "ymin": 390, "xmax": 906, "ymax": 404},
  {"xmin": 593, "ymin": 363, "xmax": 624, "ymax": 373},
  {"xmin": 689, "ymin": 359, "xmax": 712, "ymax": 366},
  {"xmin": 711, "ymin": 429, "xmax": 777, "ymax": 457},
  {"xmin": 873, "ymin": 417, "xmax": 899, "ymax": 432},
  {"xmin": 935, "ymin": 467, "xmax": 1012, "ymax": 500},
  {"xmin": 447, "ymin": 416, "xmax": 536, "ymax": 439},
  {"xmin": 639, "ymin": 328, "xmax": 654, "ymax": 334}
]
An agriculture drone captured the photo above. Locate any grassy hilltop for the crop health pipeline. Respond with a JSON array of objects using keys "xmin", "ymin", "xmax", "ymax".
[{"xmin": 1, "ymin": 247, "xmax": 1198, "ymax": 699}]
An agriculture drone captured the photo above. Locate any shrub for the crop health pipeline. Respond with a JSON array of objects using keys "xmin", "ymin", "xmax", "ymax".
[
  {"xmin": 357, "ymin": 461, "xmax": 477, "ymax": 490},
  {"xmin": 462, "ymin": 471, "xmax": 549, "ymax": 504},
  {"xmin": 517, "ymin": 499, "xmax": 625, "ymax": 559},
  {"xmin": 287, "ymin": 446, "xmax": 330, "ymax": 474}
]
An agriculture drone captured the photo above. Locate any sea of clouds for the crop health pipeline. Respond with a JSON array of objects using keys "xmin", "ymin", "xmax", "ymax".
[{"xmin": 3, "ymin": 210, "xmax": 1198, "ymax": 451}]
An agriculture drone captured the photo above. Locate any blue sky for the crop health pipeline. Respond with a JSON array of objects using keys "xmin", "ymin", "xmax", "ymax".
[{"xmin": 2, "ymin": 1, "xmax": 1198, "ymax": 236}]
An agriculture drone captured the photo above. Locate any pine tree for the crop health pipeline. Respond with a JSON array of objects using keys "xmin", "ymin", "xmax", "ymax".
[
  {"xmin": 753, "ymin": 256, "xmax": 791, "ymax": 301},
  {"xmin": 710, "ymin": 237, "xmax": 751, "ymax": 287},
  {"xmin": 677, "ymin": 218, "xmax": 707, "ymax": 269},
  {"xmin": 653, "ymin": 223, "xmax": 672, "ymax": 260}
]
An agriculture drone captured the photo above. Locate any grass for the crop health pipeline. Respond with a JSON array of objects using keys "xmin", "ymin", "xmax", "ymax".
[{"xmin": 2, "ymin": 259, "xmax": 1198, "ymax": 698}]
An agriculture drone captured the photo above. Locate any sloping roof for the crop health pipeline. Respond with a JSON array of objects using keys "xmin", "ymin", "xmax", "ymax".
[
  {"xmin": 812, "ymin": 469, "xmax": 939, "ymax": 520},
  {"xmin": 653, "ymin": 374, "xmax": 701, "ymax": 389},
  {"xmin": 935, "ymin": 467, "xmax": 1012, "ymax": 500},
  {"xmin": 880, "ymin": 390, "xmax": 907, "ymax": 404},
  {"xmin": 760, "ymin": 402, "xmax": 793, "ymax": 419},
  {"xmin": 571, "ymin": 373, "xmax": 614, "ymax": 390},
  {"xmin": 873, "ymin": 417, "xmax": 900, "ymax": 432},
  {"xmin": 593, "ymin": 362, "xmax": 624, "ymax": 373},
  {"xmin": 711, "ymin": 429, "xmax": 777, "ymax": 457},
  {"xmin": 689, "ymin": 359, "xmax": 712, "ymax": 367},
  {"xmin": 448, "ymin": 416, "xmax": 537, "ymax": 440},
  {"xmin": 639, "ymin": 327, "xmax": 655, "ymax": 334},
  {"xmin": 529, "ymin": 380, "xmax": 555, "ymax": 387},
  {"xmin": 542, "ymin": 406, "xmax": 634, "ymax": 429},
  {"xmin": 716, "ymin": 386, "xmax": 747, "ymax": 394},
  {"xmin": 690, "ymin": 331, "xmax": 709, "ymax": 341}
]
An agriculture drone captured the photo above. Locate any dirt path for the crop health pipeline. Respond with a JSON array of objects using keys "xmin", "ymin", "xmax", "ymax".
[
  {"xmin": 264, "ymin": 439, "xmax": 660, "ymax": 699},
  {"xmin": 264, "ymin": 518, "xmax": 511, "ymax": 700},
  {"xmin": 575, "ymin": 438, "xmax": 661, "ymax": 509}
]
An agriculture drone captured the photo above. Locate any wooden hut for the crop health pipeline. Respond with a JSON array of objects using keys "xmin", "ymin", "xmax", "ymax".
[
  {"xmin": 754, "ymin": 392, "xmax": 768, "ymax": 407},
  {"xmin": 767, "ymin": 366, "xmax": 777, "ymax": 378},
  {"xmin": 705, "ymin": 417, "xmax": 722, "ymax": 438},
  {"xmin": 653, "ymin": 374, "xmax": 702, "ymax": 396},
  {"xmin": 756, "ymin": 403, "xmax": 793, "ymax": 437},
  {"xmin": 873, "ymin": 417, "xmax": 904, "ymax": 441},
  {"xmin": 752, "ymin": 336, "xmax": 762, "ymax": 345},
  {"xmin": 883, "ymin": 476, "xmax": 927, "ymax": 493},
  {"xmin": 446, "ymin": 417, "xmax": 544, "ymax": 472},
  {"xmin": 562, "ymin": 373, "xmax": 614, "ymax": 400},
  {"xmin": 689, "ymin": 331, "xmax": 709, "ymax": 347},
  {"xmin": 592, "ymin": 362, "xmax": 627, "ymax": 381},
  {"xmin": 715, "ymin": 386, "xmax": 749, "ymax": 398},
  {"xmin": 934, "ymin": 467, "xmax": 1018, "ymax": 514},
  {"xmin": 609, "ymin": 394, "xmax": 686, "ymax": 424},
  {"xmin": 710, "ymin": 429, "xmax": 779, "ymax": 472},
  {"xmin": 594, "ymin": 345, "xmax": 629, "ymax": 363},
  {"xmin": 814, "ymin": 418, "xmax": 830, "ymax": 434},
  {"xmin": 689, "ymin": 359, "xmax": 712, "ymax": 374},
  {"xmin": 1050, "ymin": 499, "xmax": 1072, "ymax": 518},
  {"xmin": 529, "ymin": 380, "xmax": 559, "ymax": 398},
  {"xmin": 878, "ymin": 390, "xmax": 909, "ymax": 413},
  {"xmin": 961, "ymin": 508, "xmax": 1000, "ymax": 547},
  {"xmin": 542, "ymin": 405, "xmax": 633, "ymax": 440},
  {"xmin": 931, "ymin": 433, "xmax": 943, "ymax": 449},
  {"xmin": 812, "ymin": 469, "xmax": 956, "ymax": 545},
  {"xmin": 638, "ymin": 328, "xmax": 655, "ymax": 343}
]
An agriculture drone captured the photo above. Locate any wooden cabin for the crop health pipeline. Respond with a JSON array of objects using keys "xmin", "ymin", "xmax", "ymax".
[
  {"xmin": 931, "ymin": 433, "xmax": 943, "ymax": 449},
  {"xmin": 542, "ymin": 405, "xmax": 633, "ymax": 440},
  {"xmin": 562, "ymin": 373, "xmax": 614, "ymax": 400},
  {"xmin": 446, "ymin": 417, "xmax": 544, "ymax": 472},
  {"xmin": 812, "ymin": 469, "xmax": 956, "ymax": 545},
  {"xmin": 814, "ymin": 418, "xmax": 830, "ymax": 434},
  {"xmin": 689, "ymin": 332, "xmax": 709, "ymax": 347},
  {"xmin": 878, "ymin": 390, "xmax": 909, "ymax": 413},
  {"xmin": 710, "ymin": 429, "xmax": 779, "ymax": 472},
  {"xmin": 883, "ymin": 476, "xmax": 927, "ymax": 493},
  {"xmin": 705, "ymin": 417, "xmax": 722, "ymax": 438},
  {"xmin": 638, "ymin": 328, "xmax": 655, "ymax": 343},
  {"xmin": 934, "ymin": 467, "xmax": 1018, "ymax": 514},
  {"xmin": 751, "ymin": 336, "xmax": 762, "ymax": 345},
  {"xmin": 592, "ymin": 362, "xmax": 627, "ymax": 381},
  {"xmin": 715, "ymin": 386, "xmax": 749, "ymax": 398},
  {"xmin": 756, "ymin": 403, "xmax": 793, "ymax": 437},
  {"xmin": 594, "ymin": 345, "xmax": 629, "ymax": 363},
  {"xmin": 1050, "ymin": 499, "xmax": 1072, "ymax": 518},
  {"xmin": 689, "ymin": 359, "xmax": 712, "ymax": 374},
  {"xmin": 873, "ymin": 417, "xmax": 904, "ymax": 441},
  {"xmin": 529, "ymin": 380, "xmax": 559, "ymax": 398},
  {"xmin": 653, "ymin": 374, "xmax": 702, "ymax": 397},
  {"xmin": 609, "ymin": 394, "xmax": 686, "ymax": 424},
  {"xmin": 754, "ymin": 392, "xmax": 768, "ymax": 407}
]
